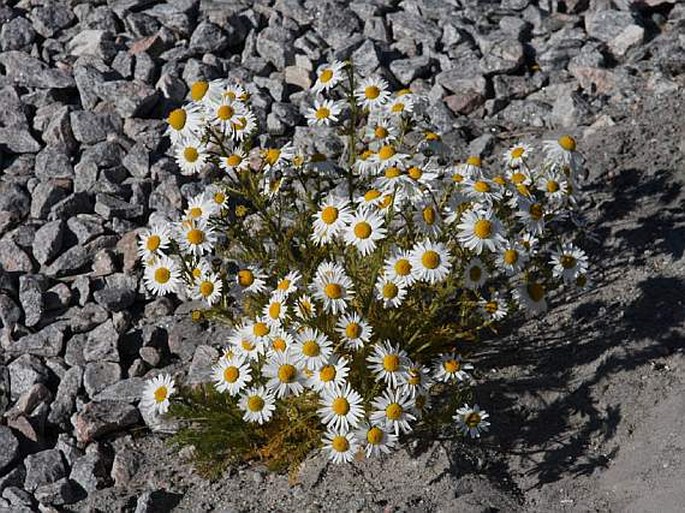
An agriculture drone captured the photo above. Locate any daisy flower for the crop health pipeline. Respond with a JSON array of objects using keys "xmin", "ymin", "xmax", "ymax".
[
  {"xmin": 550, "ymin": 243, "xmax": 588, "ymax": 284},
  {"xmin": 262, "ymin": 142, "xmax": 295, "ymax": 172},
  {"xmin": 454, "ymin": 404, "xmax": 490, "ymax": 438},
  {"xmin": 318, "ymin": 383, "xmax": 365, "ymax": 432},
  {"xmin": 375, "ymin": 165, "xmax": 410, "ymax": 197},
  {"xmin": 367, "ymin": 341, "xmax": 409, "ymax": 388},
  {"xmin": 188, "ymin": 78, "xmax": 224, "ymax": 105},
  {"xmin": 543, "ymin": 135, "xmax": 583, "ymax": 172},
  {"xmin": 141, "ymin": 374, "xmax": 175, "ymax": 415},
  {"xmin": 355, "ymin": 76, "xmax": 391, "ymax": 110},
  {"xmin": 384, "ymin": 250, "xmax": 417, "ymax": 286},
  {"xmin": 307, "ymin": 356, "xmax": 350, "ymax": 392},
  {"xmin": 137, "ymin": 222, "xmax": 170, "ymax": 260},
  {"xmin": 231, "ymin": 110, "xmax": 257, "ymax": 142},
  {"xmin": 433, "ymin": 353, "xmax": 474, "ymax": 383},
  {"xmin": 166, "ymin": 106, "xmax": 202, "ymax": 145},
  {"xmin": 249, "ymin": 318, "xmax": 272, "ymax": 345},
  {"xmin": 370, "ymin": 389, "xmax": 416, "ymax": 436},
  {"xmin": 355, "ymin": 422, "xmax": 398, "ymax": 458},
  {"xmin": 311, "ymin": 196, "xmax": 353, "ymax": 245},
  {"xmin": 222, "ymin": 82, "xmax": 247, "ymax": 102},
  {"xmin": 263, "ymin": 292, "xmax": 288, "ymax": 326},
  {"xmin": 209, "ymin": 97, "xmax": 245, "ymax": 133},
  {"xmin": 457, "ymin": 208, "xmax": 506, "ymax": 255},
  {"xmin": 516, "ymin": 197, "xmax": 547, "ymax": 235},
  {"xmin": 274, "ymin": 270, "xmax": 302, "ymax": 297},
  {"xmin": 513, "ymin": 279, "xmax": 547, "ymax": 317},
  {"xmin": 371, "ymin": 144, "xmax": 407, "ymax": 168},
  {"xmin": 356, "ymin": 187, "xmax": 384, "ymax": 208},
  {"xmin": 322, "ymin": 429, "xmax": 359, "ymax": 464},
  {"xmin": 312, "ymin": 60, "xmax": 345, "ymax": 93},
  {"xmin": 503, "ymin": 142, "xmax": 533, "ymax": 168},
  {"xmin": 191, "ymin": 271, "xmax": 223, "ymax": 306},
  {"xmin": 366, "ymin": 115, "xmax": 399, "ymax": 143},
  {"xmin": 375, "ymin": 275, "xmax": 407, "ymax": 309},
  {"xmin": 410, "ymin": 240, "xmax": 452, "ymax": 284},
  {"xmin": 398, "ymin": 361, "xmax": 433, "ymax": 399},
  {"xmin": 266, "ymin": 328, "xmax": 295, "ymax": 355},
  {"xmin": 229, "ymin": 324, "xmax": 265, "ymax": 362},
  {"xmin": 505, "ymin": 165, "xmax": 533, "ymax": 187},
  {"xmin": 294, "ymin": 293, "xmax": 316, "ymax": 320},
  {"xmin": 312, "ymin": 262, "xmax": 354, "ymax": 314},
  {"xmin": 305, "ymin": 98, "xmax": 344, "ymax": 126},
  {"xmin": 207, "ymin": 185, "xmax": 229, "ymax": 211},
  {"xmin": 496, "ymin": 241, "xmax": 529, "ymax": 275},
  {"xmin": 212, "ymin": 354, "xmax": 252, "ymax": 396},
  {"xmin": 478, "ymin": 291, "xmax": 508, "ymax": 321},
  {"xmin": 406, "ymin": 160, "xmax": 439, "ymax": 191},
  {"xmin": 144, "ymin": 255, "xmax": 181, "ymax": 296},
  {"xmin": 464, "ymin": 257, "xmax": 489, "ymax": 290},
  {"xmin": 413, "ymin": 200, "xmax": 443, "ymax": 238},
  {"xmin": 178, "ymin": 219, "xmax": 216, "ymax": 257},
  {"xmin": 537, "ymin": 168, "xmax": 569, "ymax": 202},
  {"xmin": 262, "ymin": 350, "xmax": 306, "ymax": 399},
  {"xmin": 354, "ymin": 150, "xmax": 378, "ymax": 177},
  {"xmin": 234, "ymin": 265, "xmax": 267, "ymax": 295},
  {"xmin": 238, "ymin": 386, "xmax": 276, "ymax": 425},
  {"xmin": 385, "ymin": 93, "xmax": 414, "ymax": 116},
  {"xmin": 292, "ymin": 327, "xmax": 333, "ymax": 370},
  {"xmin": 184, "ymin": 193, "xmax": 217, "ymax": 222},
  {"xmin": 462, "ymin": 176, "xmax": 503, "ymax": 205},
  {"xmin": 175, "ymin": 139, "xmax": 208, "ymax": 175},
  {"xmin": 335, "ymin": 313, "xmax": 372, "ymax": 351},
  {"xmin": 220, "ymin": 147, "xmax": 249, "ymax": 176}
]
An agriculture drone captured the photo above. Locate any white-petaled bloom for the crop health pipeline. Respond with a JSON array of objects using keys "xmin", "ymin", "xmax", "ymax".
[
  {"xmin": 177, "ymin": 219, "xmax": 216, "ymax": 257},
  {"xmin": 292, "ymin": 327, "xmax": 333, "ymax": 370},
  {"xmin": 412, "ymin": 391, "xmax": 432, "ymax": 419},
  {"xmin": 263, "ymin": 292, "xmax": 288, "ymax": 326},
  {"xmin": 356, "ymin": 187, "xmax": 384, "ymax": 208},
  {"xmin": 505, "ymin": 165, "xmax": 534, "ymax": 187},
  {"xmin": 186, "ymin": 259, "xmax": 211, "ymax": 284},
  {"xmin": 496, "ymin": 241, "xmax": 529, "ymax": 276},
  {"xmin": 345, "ymin": 208, "xmax": 387, "ymax": 256},
  {"xmin": 516, "ymin": 197, "xmax": 547, "ymax": 235},
  {"xmin": 238, "ymin": 386, "xmax": 276, "ymax": 425},
  {"xmin": 537, "ymin": 168, "xmax": 569, "ymax": 202},
  {"xmin": 175, "ymin": 139, "xmax": 208, "ymax": 175},
  {"xmin": 355, "ymin": 422, "xmax": 398, "ymax": 458},
  {"xmin": 305, "ymin": 98, "xmax": 344, "ymax": 126},
  {"xmin": 141, "ymin": 374, "xmax": 175, "ymax": 415},
  {"xmin": 457, "ymin": 208, "xmax": 506, "ymax": 255},
  {"xmin": 385, "ymin": 93, "xmax": 414, "ymax": 117},
  {"xmin": 503, "ymin": 142, "xmax": 533, "ymax": 168},
  {"xmin": 464, "ymin": 257, "xmax": 489, "ymax": 290},
  {"xmin": 413, "ymin": 200, "xmax": 443, "ymax": 238},
  {"xmin": 222, "ymin": 82, "xmax": 247, "ymax": 103},
  {"xmin": 207, "ymin": 185, "xmax": 229, "ymax": 211},
  {"xmin": 478, "ymin": 291, "xmax": 508, "ymax": 321},
  {"xmin": 454, "ymin": 404, "xmax": 490, "ymax": 438},
  {"xmin": 191, "ymin": 271, "xmax": 223, "ymax": 306},
  {"xmin": 433, "ymin": 353, "xmax": 474, "ymax": 383},
  {"xmin": 355, "ymin": 151, "xmax": 379, "ymax": 177},
  {"xmin": 294, "ymin": 293, "xmax": 316, "ymax": 320},
  {"xmin": 375, "ymin": 275, "xmax": 407, "ymax": 309},
  {"xmin": 367, "ymin": 341, "xmax": 409, "ymax": 388},
  {"xmin": 410, "ymin": 240, "xmax": 452, "ymax": 284},
  {"xmin": 184, "ymin": 193, "xmax": 217, "ymax": 222},
  {"xmin": 248, "ymin": 318, "xmax": 272, "ymax": 345},
  {"xmin": 371, "ymin": 143, "xmax": 408, "ymax": 168},
  {"xmin": 375, "ymin": 165, "xmax": 411, "ymax": 198},
  {"xmin": 462, "ymin": 176, "xmax": 503, "ymax": 205},
  {"xmin": 384, "ymin": 250, "xmax": 417, "ymax": 287},
  {"xmin": 322, "ymin": 429, "xmax": 359, "ymax": 464},
  {"xmin": 335, "ymin": 313, "xmax": 372, "ymax": 351},
  {"xmin": 550, "ymin": 243, "xmax": 588, "ymax": 284},
  {"xmin": 520, "ymin": 232, "xmax": 540, "ymax": 255},
  {"xmin": 234, "ymin": 265, "xmax": 268, "ymax": 295},
  {"xmin": 209, "ymin": 97, "xmax": 245, "ymax": 133},
  {"xmin": 398, "ymin": 361, "xmax": 433, "ymax": 399},
  {"xmin": 312, "ymin": 60, "xmax": 345, "ymax": 93},
  {"xmin": 312, "ymin": 262, "xmax": 354, "ymax": 314},
  {"xmin": 366, "ymin": 115, "xmax": 399, "ymax": 143},
  {"xmin": 274, "ymin": 270, "xmax": 302, "ymax": 297},
  {"xmin": 137, "ymin": 222, "xmax": 170, "ymax": 260},
  {"xmin": 189, "ymin": 78, "xmax": 225, "ymax": 105},
  {"xmin": 266, "ymin": 328, "xmax": 295, "ymax": 355},
  {"xmin": 212, "ymin": 354, "xmax": 252, "ymax": 396},
  {"xmin": 262, "ymin": 142, "xmax": 295, "ymax": 172},
  {"xmin": 307, "ymin": 356, "xmax": 350, "ymax": 392},
  {"xmin": 311, "ymin": 196, "xmax": 353, "ymax": 245},
  {"xmin": 231, "ymin": 109, "xmax": 257, "ymax": 142},
  {"xmin": 144, "ymin": 255, "xmax": 181, "ymax": 296},
  {"xmin": 166, "ymin": 106, "xmax": 203, "ymax": 145},
  {"xmin": 543, "ymin": 135, "xmax": 583, "ymax": 172},
  {"xmin": 318, "ymin": 383, "xmax": 365, "ymax": 432},
  {"xmin": 513, "ymin": 279, "xmax": 548, "ymax": 317},
  {"xmin": 355, "ymin": 76, "xmax": 391, "ymax": 110},
  {"xmin": 220, "ymin": 147, "xmax": 250, "ymax": 176},
  {"xmin": 229, "ymin": 323, "xmax": 265, "ymax": 362},
  {"xmin": 370, "ymin": 388, "xmax": 416, "ymax": 436},
  {"xmin": 262, "ymin": 350, "xmax": 306, "ymax": 399}
]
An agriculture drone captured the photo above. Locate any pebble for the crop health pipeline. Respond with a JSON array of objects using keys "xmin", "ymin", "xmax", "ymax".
[
  {"xmin": 23, "ymin": 449, "xmax": 69, "ymax": 492},
  {"xmin": 0, "ymin": 426, "xmax": 20, "ymax": 473}
]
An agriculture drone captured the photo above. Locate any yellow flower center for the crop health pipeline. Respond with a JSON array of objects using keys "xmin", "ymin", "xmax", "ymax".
[
  {"xmin": 364, "ymin": 189, "xmax": 381, "ymax": 201},
  {"xmin": 529, "ymin": 203, "xmax": 543, "ymax": 220},
  {"xmin": 469, "ymin": 265, "xmax": 482, "ymax": 282},
  {"xmin": 494, "ymin": 176, "xmax": 507, "ymax": 186},
  {"xmin": 154, "ymin": 268, "xmax": 170, "ymax": 284},
  {"xmin": 186, "ymin": 228, "xmax": 204, "ymax": 245},
  {"xmin": 546, "ymin": 180, "xmax": 560, "ymax": 193},
  {"xmin": 452, "ymin": 173, "xmax": 464, "ymax": 183},
  {"xmin": 485, "ymin": 301, "xmax": 498, "ymax": 314},
  {"xmin": 382, "ymin": 354, "xmax": 400, "ymax": 372},
  {"xmin": 425, "ymin": 131, "xmax": 440, "ymax": 141},
  {"xmin": 408, "ymin": 370, "xmax": 421, "ymax": 386},
  {"xmin": 374, "ymin": 126, "xmax": 388, "ymax": 139},
  {"xmin": 189, "ymin": 207, "xmax": 203, "ymax": 219},
  {"xmin": 353, "ymin": 221, "xmax": 372, "ymax": 239},
  {"xmin": 214, "ymin": 192, "xmax": 226, "ymax": 204},
  {"xmin": 154, "ymin": 386, "xmax": 168, "ymax": 403},
  {"xmin": 510, "ymin": 172, "xmax": 525, "ymax": 184},
  {"xmin": 378, "ymin": 145, "xmax": 395, "ymax": 161},
  {"xmin": 386, "ymin": 402, "xmax": 403, "ymax": 420},
  {"xmin": 321, "ymin": 206, "xmax": 338, "ymax": 225},
  {"xmin": 421, "ymin": 250, "xmax": 440, "ymax": 270},
  {"xmin": 277, "ymin": 278, "xmax": 291, "ymax": 291},
  {"xmin": 192, "ymin": 268, "xmax": 202, "ymax": 279},
  {"xmin": 422, "ymin": 206, "xmax": 436, "ymax": 225},
  {"xmin": 167, "ymin": 109, "xmax": 186, "ymax": 130},
  {"xmin": 473, "ymin": 180, "xmax": 490, "ymax": 193},
  {"xmin": 146, "ymin": 235, "xmax": 161, "ymax": 251},
  {"xmin": 272, "ymin": 337, "xmax": 286, "ymax": 352},
  {"xmin": 324, "ymin": 283, "xmax": 343, "ymax": 299},
  {"xmin": 199, "ymin": 281, "xmax": 214, "ymax": 297},
  {"xmin": 247, "ymin": 395, "xmax": 264, "ymax": 412},
  {"xmin": 223, "ymin": 366, "xmax": 239, "ymax": 383},
  {"xmin": 560, "ymin": 255, "xmax": 577, "ymax": 269},
  {"xmin": 265, "ymin": 148, "xmax": 281, "ymax": 166},
  {"xmin": 466, "ymin": 156, "xmax": 481, "ymax": 167},
  {"xmin": 241, "ymin": 339, "xmax": 255, "ymax": 351},
  {"xmin": 473, "ymin": 219, "xmax": 492, "ymax": 239},
  {"xmin": 183, "ymin": 147, "xmax": 199, "ymax": 163},
  {"xmin": 503, "ymin": 250, "xmax": 519, "ymax": 267},
  {"xmin": 380, "ymin": 194, "xmax": 393, "ymax": 208},
  {"xmin": 382, "ymin": 282, "xmax": 398, "ymax": 299},
  {"xmin": 253, "ymin": 322, "xmax": 269, "ymax": 338},
  {"xmin": 391, "ymin": 102, "xmax": 405, "ymax": 113},
  {"xmin": 367, "ymin": 426, "xmax": 384, "ymax": 445},
  {"xmin": 319, "ymin": 68, "xmax": 334, "ymax": 84},
  {"xmin": 465, "ymin": 412, "xmax": 481, "ymax": 428},
  {"xmin": 302, "ymin": 340, "xmax": 320, "ymax": 357},
  {"xmin": 331, "ymin": 435, "xmax": 349, "ymax": 452},
  {"xmin": 408, "ymin": 166, "xmax": 422, "ymax": 180},
  {"xmin": 235, "ymin": 205, "xmax": 248, "ymax": 217},
  {"xmin": 527, "ymin": 282, "xmax": 545, "ymax": 302},
  {"xmin": 237, "ymin": 269, "xmax": 254, "ymax": 287},
  {"xmin": 278, "ymin": 364, "xmax": 297, "ymax": 383},
  {"xmin": 443, "ymin": 359, "xmax": 460, "ymax": 373},
  {"xmin": 558, "ymin": 135, "xmax": 576, "ymax": 151},
  {"xmin": 190, "ymin": 81, "xmax": 209, "ymax": 101},
  {"xmin": 511, "ymin": 147, "xmax": 525, "ymax": 158},
  {"xmin": 217, "ymin": 104, "xmax": 234, "ymax": 121},
  {"xmin": 315, "ymin": 106, "xmax": 331, "ymax": 120},
  {"xmin": 364, "ymin": 85, "xmax": 380, "ymax": 99},
  {"xmin": 319, "ymin": 365, "xmax": 336, "ymax": 382},
  {"xmin": 268, "ymin": 302, "xmax": 281, "ymax": 319},
  {"xmin": 385, "ymin": 166, "xmax": 401, "ymax": 179},
  {"xmin": 226, "ymin": 154, "xmax": 242, "ymax": 167},
  {"xmin": 332, "ymin": 397, "xmax": 350, "ymax": 415},
  {"xmin": 345, "ymin": 322, "xmax": 361, "ymax": 339},
  {"xmin": 394, "ymin": 259, "xmax": 411, "ymax": 276}
]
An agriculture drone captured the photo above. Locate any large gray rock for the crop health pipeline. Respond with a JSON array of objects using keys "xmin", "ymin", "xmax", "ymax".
[
  {"xmin": 92, "ymin": 377, "xmax": 144, "ymax": 403},
  {"xmin": 0, "ymin": 17, "xmax": 36, "ymax": 51},
  {"xmin": 189, "ymin": 21, "xmax": 228, "ymax": 54},
  {"xmin": 7, "ymin": 324, "xmax": 65, "ymax": 358},
  {"xmin": 23, "ymin": 449, "xmax": 68, "ymax": 492},
  {"xmin": 73, "ymin": 400, "xmax": 140, "ymax": 443},
  {"xmin": 94, "ymin": 193, "xmax": 144, "ymax": 220},
  {"xmin": 18, "ymin": 274, "xmax": 45, "ymax": 328},
  {"xmin": 0, "ymin": 426, "xmax": 19, "ymax": 473},
  {"xmin": 35, "ymin": 146, "xmax": 74, "ymax": 181},
  {"xmin": 83, "ymin": 362, "xmax": 121, "ymax": 398},
  {"xmin": 48, "ymin": 366, "xmax": 83, "ymax": 428},
  {"xmin": 585, "ymin": 10, "xmax": 636, "ymax": 43},
  {"xmin": 70, "ymin": 445, "xmax": 112, "ymax": 493},
  {"xmin": 8, "ymin": 354, "xmax": 50, "ymax": 401},
  {"xmin": 32, "ymin": 220, "xmax": 65, "ymax": 266},
  {"xmin": 84, "ymin": 319, "xmax": 120, "ymax": 362},
  {"xmin": 0, "ymin": 51, "xmax": 75, "ymax": 89},
  {"xmin": 92, "ymin": 80, "xmax": 159, "ymax": 118},
  {"xmin": 34, "ymin": 477, "xmax": 78, "ymax": 506},
  {"xmin": 70, "ymin": 110, "xmax": 122, "ymax": 145}
]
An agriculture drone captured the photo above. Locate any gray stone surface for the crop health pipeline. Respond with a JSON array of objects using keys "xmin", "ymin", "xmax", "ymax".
[{"xmin": 24, "ymin": 449, "xmax": 68, "ymax": 492}]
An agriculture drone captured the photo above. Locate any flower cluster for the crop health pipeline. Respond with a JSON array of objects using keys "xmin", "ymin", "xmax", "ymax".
[{"xmin": 139, "ymin": 61, "xmax": 589, "ymax": 467}]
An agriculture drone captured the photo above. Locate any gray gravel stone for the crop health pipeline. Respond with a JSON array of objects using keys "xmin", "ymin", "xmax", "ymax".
[
  {"xmin": 34, "ymin": 477, "xmax": 78, "ymax": 506},
  {"xmin": 67, "ymin": 29, "xmax": 117, "ymax": 61},
  {"xmin": 8, "ymin": 354, "xmax": 50, "ymax": 401},
  {"xmin": 32, "ymin": 220, "xmax": 65, "ymax": 266},
  {"xmin": 73, "ymin": 400, "xmax": 140, "ymax": 444},
  {"xmin": 0, "ymin": 237, "xmax": 34, "ymax": 273},
  {"xmin": 67, "ymin": 214, "xmax": 105, "ymax": 245},
  {"xmin": 44, "ymin": 245, "xmax": 90, "ymax": 277},
  {"xmin": 18, "ymin": 274, "xmax": 45, "ymax": 328},
  {"xmin": 189, "ymin": 21, "xmax": 229, "ymax": 54},
  {"xmin": 585, "ymin": 10, "xmax": 636, "ymax": 43},
  {"xmin": 0, "ymin": 426, "xmax": 19, "ymax": 473},
  {"xmin": 0, "ymin": 51, "xmax": 75, "ymax": 89},
  {"xmin": 122, "ymin": 142, "xmax": 150, "ymax": 178},
  {"xmin": 84, "ymin": 319, "xmax": 120, "ymax": 362},
  {"xmin": 24, "ymin": 449, "xmax": 68, "ymax": 492},
  {"xmin": 30, "ymin": 180, "xmax": 71, "ymax": 220},
  {"xmin": 73, "ymin": 64, "xmax": 106, "ymax": 110},
  {"xmin": 93, "ymin": 287, "xmax": 136, "ymax": 312},
  {"xmin": 256, "ymin": 26, "xmax": 296, "ymax": 69},
  {"xmin": 0, "ymin": 294, "xmax": 22, "ymax": 331},
  {"xmin": 48, "ymin": 365, "xmax": 83, "ymax": 428},
  {"xmin": 8, "ymin": 324, "xmax": 65, "ymax": 358},
  {"xmin": 0, "ymin": 17, "xmax": 36, "ymax": 51},
  {"xmin": 93, "ymin": 80, "xmax": 160, "ymax": 118},
  {"xmin": 70, "ymin": 110, "xmax": 122, "ymax": 145},
  {"xmin": 35, "ymin": 146, "xmax": 74, "ymax": 181},
  {"xmin": 30, "ymin": 2, "xmax": 76, "ymax": 37},
  {"xmin": 390, "ymin": 55, "xmax": 432, "ymax": 85},
  {"xmin": 70, "ymin": 445, "xmax": 112, "ymax": 493},
  {"xmin": 92, "ymin": 377, "xmax": 144, "ymax": 403},
  {"xmin": 84, "ymin": 361, "xmax": 122, "ymax": 398},
  {"xmin": 609, "ymin": 24, "xmax": 644, "ymax": 58},
  {"xmin": 94, "ymin": 193, "xmax": 144, "ymax": 220},
  {"xmin": 135, "ymin": 490, "xmax": 182, "ymax": 513}
]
